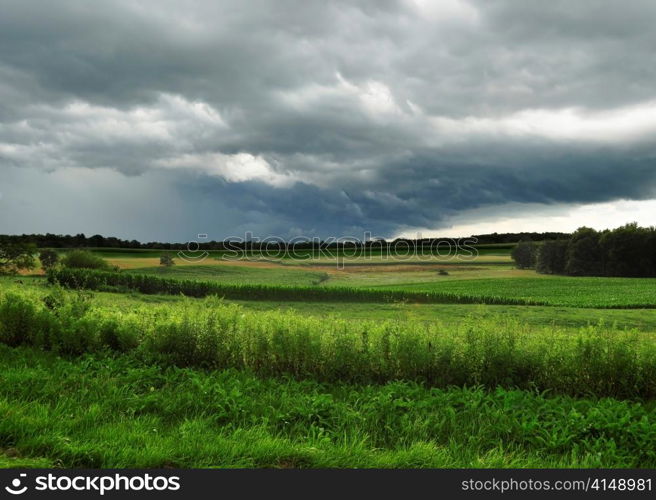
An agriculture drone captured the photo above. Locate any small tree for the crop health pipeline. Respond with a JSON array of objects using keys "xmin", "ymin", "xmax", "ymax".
[
  {"xmin": 39, "ymin": 249, "xmax": 59, "ymax": 270},
  {"xmin": 511, "ymin": 240, "xmax": 537, "ymax": 269},
  {"xmin": 160, "ymin": 253, "xmax": 175, "ymax": 267},
  {"xmin": 0, "ymin": 239, "xmax": 37, "ymax": 275}
]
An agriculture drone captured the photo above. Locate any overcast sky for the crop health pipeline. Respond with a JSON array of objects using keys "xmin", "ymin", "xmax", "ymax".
[{"xmin": 1, "ymin": 0, "xmax": 655, "ymax": 241}]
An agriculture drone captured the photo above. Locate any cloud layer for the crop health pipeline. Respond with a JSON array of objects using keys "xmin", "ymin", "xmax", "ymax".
[{"xmin": 1, "ymin": 0, "xmax": 656, "ymax": 240}]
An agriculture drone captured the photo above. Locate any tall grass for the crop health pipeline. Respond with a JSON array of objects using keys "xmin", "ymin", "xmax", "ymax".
[
  {"xmin": 1, "ymin": 288, "xmax": 655, "ymax": 398},
  {"xmin": 2, "ymin": 345, "xmax": 656, "ymax": 468},
  {"xmin": 47, "ymin": 268, "xmax": 544, "ymax": 306}
]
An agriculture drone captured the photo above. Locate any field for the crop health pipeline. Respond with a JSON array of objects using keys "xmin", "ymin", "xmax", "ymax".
[{"xmin": 2, "ymin": 246, "xmax": 656, "ymax": 468}]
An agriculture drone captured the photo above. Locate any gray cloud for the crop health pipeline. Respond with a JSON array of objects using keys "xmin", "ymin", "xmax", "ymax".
[{"xmin": 1, "ymin": 0, "xmax": 656, "ymax": 239}]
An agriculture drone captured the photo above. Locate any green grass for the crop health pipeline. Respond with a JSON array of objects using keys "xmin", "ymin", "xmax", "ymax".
[
  {"xmin": 3, "ymin": 287, "xmax": 656, "ymax": 398},
  {"xmin": 1, "ymin": 345, "xmax": 655, "ymax": 468},
  {"xmin": 127, "ymin": 264, "xmax": 325, "ymax": 286},
  {"xmin": 4, "ymin": 245, "xmax": 656, "ymax": 469},
  {"xmin": 6, "ymin": 276, "xmax": 656, "ymax": 333},
  {"xmin": 7, "ymin": 277, "xmax": 656, "ymax": 333},
  {"xmin": 378, "ymin": 276, "xmax": 656, "ymax": 308},
  {"xmin": 229, "ymin": 301, "xmax": 656, "ymax": 332},
  {"xmin": 49, "ymin": 268, "xmax": 542, "ymax": 306}
]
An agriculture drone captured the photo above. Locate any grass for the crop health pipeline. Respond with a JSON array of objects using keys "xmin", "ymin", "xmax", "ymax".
[
  {"xmin": 77, "ymin": 251, "xmax": 656, "ymax": 310},
  {"xmin": 6, "ymin": 277, "xmax": 656, "ymax": 333},
  {"xmin": 4, "ymin": 246, "xmax": 656, "ymax": 469},
  {"xmin": 126, "ymin": 264, "xmax": 325, "ymax": 286},
  {"xmin": 229, "ymin": 301, "xmax": 656, "ymax": 332},
  {"xmin": 48, "ymin": 268, "xmax": 543, "ymax": 306},
  {"xmin": 2, "ymin": 287, "xmax": 656, "ymax": 398},
  {"xmin": 378, "ymin": 276, "xmax": 656, "ymax": 308},
  {"xmin": 1, "ymin": 345, "xmax": 655, "ymax": 468}
]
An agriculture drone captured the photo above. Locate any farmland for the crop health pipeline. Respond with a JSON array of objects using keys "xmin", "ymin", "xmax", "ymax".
[{"xmin": 1, "ymin": 246, "xmax": 656, "ymax": 468}]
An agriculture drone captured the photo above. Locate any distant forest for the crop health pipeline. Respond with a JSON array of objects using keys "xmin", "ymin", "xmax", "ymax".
[
  {"xmin": 0, "ymin": 231, "xmax": 571, "ymax": 250},
  {"xmin": 512, "ymin": 223, "xmax": 656, "ymax": 278}
]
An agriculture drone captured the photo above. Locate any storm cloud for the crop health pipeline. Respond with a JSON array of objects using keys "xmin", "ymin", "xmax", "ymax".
[{"xmin": 1, "ymin": 0, "xmax": 656, "ymax": 240}]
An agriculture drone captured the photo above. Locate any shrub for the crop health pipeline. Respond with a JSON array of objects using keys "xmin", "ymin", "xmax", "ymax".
[
  {"xmin": 0, "ymin": 239, "xmax": 36, "ymax": 275},
  {"xmin": 160, "ymin": 254, "xmax": 175, "ymax": 267},
  {"xmin": 61, "ymin": 250, "xmax": 113, "ymax": 271},
  {"xmin": 39, "ymin": 249, "xmax": 60, "ymax": 270}
]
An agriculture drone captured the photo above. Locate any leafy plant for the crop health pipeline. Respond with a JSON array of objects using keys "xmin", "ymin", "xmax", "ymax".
[{"xmin": 61, "ymin": 250, "xmax": 114, "ymax": 271}]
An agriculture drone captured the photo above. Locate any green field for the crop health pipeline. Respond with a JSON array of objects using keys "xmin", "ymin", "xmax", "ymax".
[
  {"xmin": 2, "ymin": 248, "xmax": 656, "ymax": 468},
  {"xmin": 127, "ymin": 264, "xmax": 327, "ymax": 286},
  {"xmin": 2, "ymin": 345, "xmax": 655, "ymax": 468},
  {"xmin": 377, "ymin": 276, "xmax": 656, "ymax": 308}
]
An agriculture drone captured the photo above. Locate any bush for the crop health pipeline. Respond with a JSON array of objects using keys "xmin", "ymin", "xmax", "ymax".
[
  {"xmin": 160, "ymin": 254, "xmax": 175, "ymax": 267},
  {"xmin": 0, "ymin": 239, "xmax": 36, "ymax": 275},
  {"xmin": 61, "ymin": 250, "xmax": 113, "ymax": 271},
  {"xmin": 39, "ymin": 249, "xmax": 59, "ymax": 270}
]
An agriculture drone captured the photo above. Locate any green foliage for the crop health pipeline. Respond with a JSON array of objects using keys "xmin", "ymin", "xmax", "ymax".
[
  {"xmin": 599, "ymin": 223, "xmax": 656, "ymax": 277},
  {"xmin": 536, "ymin": 240, "xmax": 568, "ymax": 274},
  {"xmin": 521, "ymin": 224, "xmax": 656, "ymax": 278},
  {"xmin": 380, "ymin": 276, "xmax": 656, "ymax": 308},
  {"xmin": 38, "ymin": 249, "xmax": 59, "ymax": 270},
  {"xmin": 2, "ymin": 345, "xmax": 656, "ymax": 468},
  {"xmin": 2, "ymin": 288, "xmax": 656, "ymax": 398},
  {"xmin": 159, "ymin": 253, "xmax": 175, "ymax": 267},
  {"xmin": 0, "ymin": 238, "xmax": 36, "ymax": 275},
  {"xmin": 128, "ymin": 264, "xmax": 342, "ymax": 287},
  {"xmin": 566, "ymin": 227, "xmax": 604, "ymax": 276},
  {"xmin": 511, "ymin": 240, "xmax": 537, "ymax": 269},
  {"xmin": 47, "ymin": 267, "xmax": 543, "ymax": 306},
  {"xmin": 60, "ymin": 250, "xmax": 113, "ymax": 271}
]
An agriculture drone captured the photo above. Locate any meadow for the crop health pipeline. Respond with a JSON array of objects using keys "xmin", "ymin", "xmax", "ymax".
[{"xmin": 1, "ymin": 246, "xmax": 656, "ymax": 468}]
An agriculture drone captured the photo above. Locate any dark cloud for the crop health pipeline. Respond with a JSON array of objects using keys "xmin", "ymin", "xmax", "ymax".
[{"xmin": 1, "ymin": 0, "xmax": 656, "ymax": 239}]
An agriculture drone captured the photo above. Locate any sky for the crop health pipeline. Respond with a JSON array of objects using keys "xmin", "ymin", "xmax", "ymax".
[{"xmin": 1, "ymin": 0, "xmax": 656, "ymax": 242}]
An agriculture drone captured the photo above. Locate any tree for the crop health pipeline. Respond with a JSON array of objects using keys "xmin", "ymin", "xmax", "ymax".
[
  {"xmin": 511, "ymin": 240, "xmax": 537, "ymax": 269},
  {"xmin": 0, "ymin": 239, "xmax": 37, "ymax": 275},
  {"xmin": 160, "ymin": 254, "xmax": 175, "ymax": 267},
  {"xmin": 599, "ymin": 223, "xmax": 656, "ymax": 277},
  {"xmin": 536, "ymin": 240, "xmax": 569, "ymax": 274},
  {"xmin": 39, "ymin": 249, "xmax": 59, "ymax": 270},
  {"xmin": 565, "ymin": 227, "xmax": 603, "ymax": 276}
]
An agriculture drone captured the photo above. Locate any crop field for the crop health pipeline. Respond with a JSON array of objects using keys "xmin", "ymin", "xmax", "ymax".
[
  {"xmin": 377, "ymin": 276, "xmax": 656, "ymax": 308},
  {"xmin": 2, "ymin": 247, "xmax": 656, "ymax": 468}
]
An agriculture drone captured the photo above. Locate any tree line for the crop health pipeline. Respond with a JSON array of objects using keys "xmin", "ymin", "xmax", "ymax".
[
  {"xmin": 511, "ymin": 223, "xmax": 656, "ymax": 277},
  {"xmin": 0, "ymin": 231, "xmax": 571, "ymax": 251}
]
